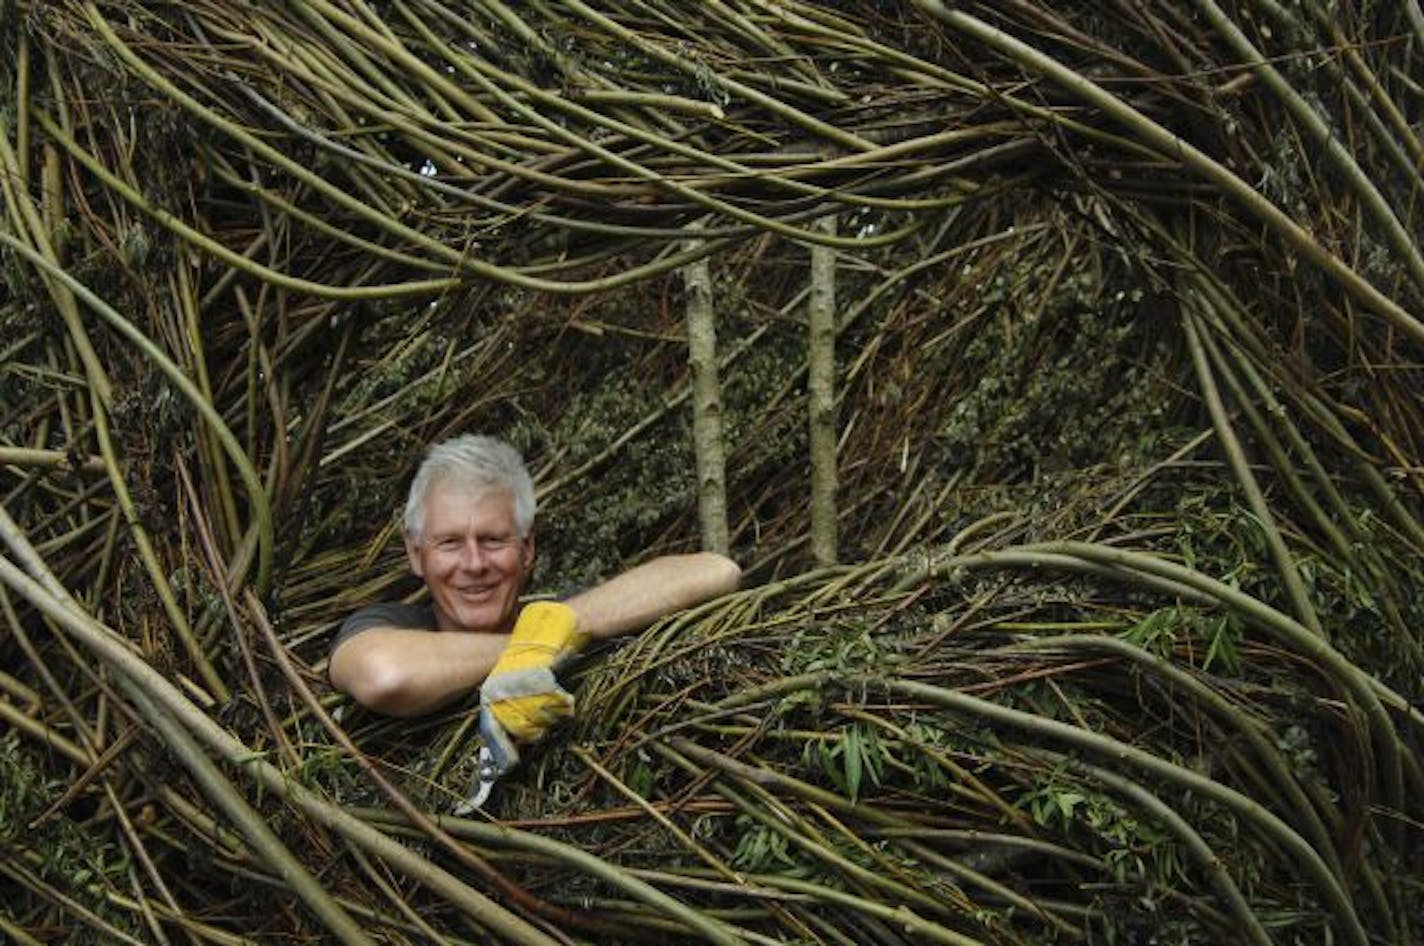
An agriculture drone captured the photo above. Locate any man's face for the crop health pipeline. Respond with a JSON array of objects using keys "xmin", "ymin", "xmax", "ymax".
[{"xmin": 405, "ymin": 480, "xmax": 533, "ymax": 634}]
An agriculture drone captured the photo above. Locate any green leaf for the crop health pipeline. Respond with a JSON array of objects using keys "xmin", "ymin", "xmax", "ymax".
[
  {"xmin": 844, "ymin": 727, "xmax": 862, "ymax": 800},
  {"xmin": 1200, "ymin": 614, "xmax": 1240, "ymax": 673},
  {"xmin": 1055, "ymin": 791, "xmax": 1085, "ymax": 820}
]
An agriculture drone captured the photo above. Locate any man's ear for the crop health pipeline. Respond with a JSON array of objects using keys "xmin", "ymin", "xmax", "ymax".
[
  {"xmin": 521, "ymin": 528, "xmax": 536, "ymax": 572},
  {"xmin": 404, "ymin": 533, "xmax": 424, "ymax": 577}
]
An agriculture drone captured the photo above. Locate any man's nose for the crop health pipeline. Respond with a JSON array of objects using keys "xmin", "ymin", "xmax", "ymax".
[{"xmin": 458, "ymin": 539, "xmax": 489, "ymax": 570}]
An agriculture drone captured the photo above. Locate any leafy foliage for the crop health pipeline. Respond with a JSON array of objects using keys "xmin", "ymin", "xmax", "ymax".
[{"xmin": 1, "ymin": 1, "xmax": 1421, "ymax": 944}]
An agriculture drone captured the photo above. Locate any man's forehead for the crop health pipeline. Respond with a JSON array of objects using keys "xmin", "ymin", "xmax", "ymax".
[
  {"xmin": 426, "ymin": 475, "xmax": 510, "ymax": 502},
  {"xmin": 423, "ymin": 479, "xmax": 516, "ymax": 521}
]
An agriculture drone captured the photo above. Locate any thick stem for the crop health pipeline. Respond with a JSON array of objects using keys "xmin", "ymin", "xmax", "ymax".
[
  {"xmin": 1182, "ymin": 307, "xmax": 1323, "ymax": 636},
  {"xmin": 872, "ymin": 675, "xmax": 1369, "ymax": 946},
  {"xmin": 122, "ymin": 685, "xmax": 375, "ymax": 946},
  {"xmin": 915, "ymin": 2, "xmax": 1424, "ymax": 344},
  {"xmin": 1195, "ymin": 0, "xmax": 1424, "ymax": 296},
  {"xmin": 684, "ymin": 220, "xmax": 730, "ymax": 555},
  {"xmin": 0, "ymin": 517, "xmax": 559, "ymax": 946},
  {"xmin": 808, "ymin": 214, "xmax": 839, "ymax": 566},
  {"xmin": 0, "ymin": 232, "xmax": 275, "ymax": 597}
]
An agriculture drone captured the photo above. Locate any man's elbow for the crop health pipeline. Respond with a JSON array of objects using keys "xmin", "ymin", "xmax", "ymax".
[
  {"xmin": 716, "ymin": 552, "xmax": 742, "ymax": 592},
  {"xmin": 330, "ymin": 645, "xmax": 427, "ymax": 717},
  {"xmin": 696, "ymin": 551, "xmax": 742, "ymax": 594}
]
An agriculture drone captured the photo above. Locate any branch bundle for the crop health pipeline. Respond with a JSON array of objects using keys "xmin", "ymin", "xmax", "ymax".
[{"xmin": 1, "ymin": 1, "xmax": 1421, "ymax": 943}]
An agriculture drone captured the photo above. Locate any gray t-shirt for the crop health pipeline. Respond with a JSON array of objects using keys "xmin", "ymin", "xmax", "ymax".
[{"xmin": 332, "ymin": 602, "xmax": 436, "ymax": 653}]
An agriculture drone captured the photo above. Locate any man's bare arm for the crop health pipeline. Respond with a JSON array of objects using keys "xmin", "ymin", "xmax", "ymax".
[
  {"xmin": 565, "ymin": 552, "xmax": 741, "ymax": 639},
  {"xmin": 329, "ymin": 628, "xmax": 508, "ymax": 717},
  {"xmin": 331, "ymin": 552, "xmax": 740, "ymax": 717}
]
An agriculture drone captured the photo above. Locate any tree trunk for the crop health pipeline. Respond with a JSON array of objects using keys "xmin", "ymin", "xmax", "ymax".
[
  {"xmin": 808, "ymin": 214, "xmax": 838, "ymax": 566},
  {"xmin": 683, "ymin": 222, "xmax": 729, "ymax": 555}
]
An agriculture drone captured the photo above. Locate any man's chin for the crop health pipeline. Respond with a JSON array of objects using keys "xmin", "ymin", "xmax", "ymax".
[{"xmin": 441, "ymin": 603, "xmax": 510, "ymax": 634}]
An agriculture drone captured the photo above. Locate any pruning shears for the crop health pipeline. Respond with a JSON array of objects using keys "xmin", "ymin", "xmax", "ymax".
[{"xmin": 452, "ymin": 706, "xmax": 518, "ymax": 815}]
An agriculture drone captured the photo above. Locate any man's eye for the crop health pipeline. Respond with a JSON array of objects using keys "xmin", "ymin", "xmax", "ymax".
[
  {"xmin": 435, "ymin": 539, "xmax": 462, "ymax": 552},
  {"xmin": 482, "ymin": 537, "xmax": 513, "ymax": 550}
]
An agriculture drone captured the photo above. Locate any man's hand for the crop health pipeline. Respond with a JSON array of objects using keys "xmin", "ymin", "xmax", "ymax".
[{"xmin": 480, "ymin": 601, "xmax": 589, "ymax": 743}]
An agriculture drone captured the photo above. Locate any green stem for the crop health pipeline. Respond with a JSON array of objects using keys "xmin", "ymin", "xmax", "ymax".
[
  {"xmin": 0, "ymin": 447, "xmax": 101, "ymax": 471},
  {"xmin": 0, "ymin": 232, "xmax": 275, "ymax": 596},
  {"xmin": 0, "ymin": 856, "xmax": 146, "ymax": 946},
  {"xmin": 1195, "ymin": 0, "xmax": 1424, "ymax": 295},
  {"xmin": 396, "ymin": 2, "xmax": 937, "ymax": 239},
  {"xmin": 352, "ymin": 805, "xmax": 749, "ymax": 946},
  {"xmin": 0, "ymin": 123, "xmax": 114, "ymax": 407},
  {"xmin": 34, "ymin": 109, "xmax": 459, "ymax": 301},
  {"xmin": 650, "ymin": 743, "xmax": 988, "ymax": 946},
  {"xmin": 558, "ymin": 0, "xmax": 874, "ymax": 152},
  {"xmin": 1182, "ymin": 308, "xmax": 1323, "ymax": 636},
  {"xmin": 872, "ymin": 674, "xmax": 1368, "ymax": 946},
  {"xmin": 0, "ymin": 525, "xmax": 559, "ymax": 946},
  {"xmin": 123, "ymin": 685, "xmax": 376, "ymax": 946},
  {"xmin": 669, "ymin": 737, "xmax": 1076, "ymax": 936},
  {"xmin": 915, "ymin": 2, "xmax": 1424, "ymax": 344},
  {"xmin": 1042, "ymin": 750, "xmax": 1273, "ymax": 946},
  {"xmin": 1011, "ymin": 633, "xmax": 1343, "ymax": 882}
]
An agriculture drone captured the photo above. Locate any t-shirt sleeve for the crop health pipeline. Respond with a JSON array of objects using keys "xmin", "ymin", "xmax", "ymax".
[{"xmin": 332, "ymin": 602, "xmax": 437, "ymax": 652}]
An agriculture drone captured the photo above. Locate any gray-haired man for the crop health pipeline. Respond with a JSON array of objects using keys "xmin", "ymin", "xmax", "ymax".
[{"xmin": 330, "ymin": 434, "xmax": 740, "ymax": 751}]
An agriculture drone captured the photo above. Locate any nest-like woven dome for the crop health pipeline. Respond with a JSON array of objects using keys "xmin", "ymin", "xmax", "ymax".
[{"xmin": 2, "ymin": 2, "xmax": 1421, "ymax": 944}]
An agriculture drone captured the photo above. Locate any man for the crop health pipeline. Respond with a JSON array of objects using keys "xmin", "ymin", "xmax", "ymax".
[{"xmin": 329, "ymin": 434, "xmax": 740, "ymax": 750}]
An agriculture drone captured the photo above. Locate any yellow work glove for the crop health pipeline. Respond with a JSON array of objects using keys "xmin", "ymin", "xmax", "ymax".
[{"xmin": 480, "ymin": 601, "xmax": 589, "ymax": 744}]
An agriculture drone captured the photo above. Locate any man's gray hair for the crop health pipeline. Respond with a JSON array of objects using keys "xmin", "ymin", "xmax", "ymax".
[{"xmin": 404, "ymin": 434, "xmax": 536, "ymax": 540}]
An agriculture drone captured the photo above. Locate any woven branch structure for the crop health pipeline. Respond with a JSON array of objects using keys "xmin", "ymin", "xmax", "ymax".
[{"xmin": 1, "ymin": 2, "xmax": 1422, "ymax": 944}]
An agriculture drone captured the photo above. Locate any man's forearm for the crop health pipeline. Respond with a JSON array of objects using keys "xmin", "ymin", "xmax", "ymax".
[
  {"xmin": 564, "ymin": 552, "xmax": 741, "ymax": 639},
  {"xmin": 329, "ymin": 628, "xmax": 509, "ymax": 717},
  {"xmin": 331, "ymin": 553, "xmax": 739, "ymax": 717}
]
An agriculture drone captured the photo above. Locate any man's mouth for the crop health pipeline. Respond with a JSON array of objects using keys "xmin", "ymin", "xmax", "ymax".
[{"xmin": 453, "ymin": 584, "xmax": 497, "ymax": 601}]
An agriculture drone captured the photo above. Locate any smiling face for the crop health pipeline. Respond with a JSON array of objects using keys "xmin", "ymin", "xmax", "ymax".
[{"xmin": 404, "ymin": 479, "xmax": 534, "ymax": 634}]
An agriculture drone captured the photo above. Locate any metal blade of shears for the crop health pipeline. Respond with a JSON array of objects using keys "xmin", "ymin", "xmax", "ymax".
[{"xmin": 452, "ymin": 706, "xmax": 518, "ymax": 815}]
